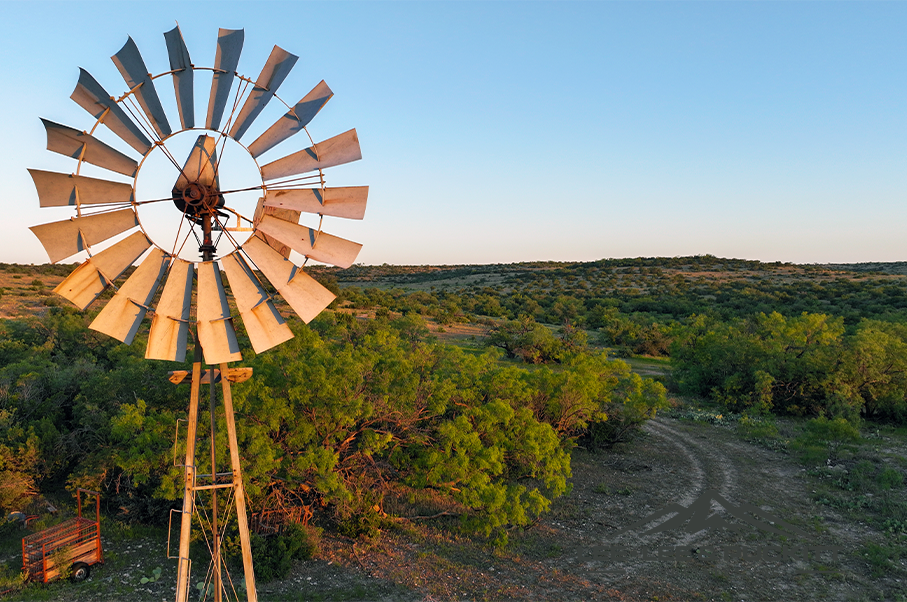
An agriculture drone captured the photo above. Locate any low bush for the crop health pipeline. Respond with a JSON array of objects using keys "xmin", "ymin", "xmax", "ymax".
[{"xmin": 250, "ymin": 523, "xmax": 321, "ymax": 582}]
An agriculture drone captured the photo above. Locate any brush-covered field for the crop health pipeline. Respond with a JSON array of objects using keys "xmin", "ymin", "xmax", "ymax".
[{"xmin": 2, "ymin": 256, "xmax": 906, "ymax": 601}]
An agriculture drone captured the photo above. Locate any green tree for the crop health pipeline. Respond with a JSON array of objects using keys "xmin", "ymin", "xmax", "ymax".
[
  {"xmin": 830, "ymin": 320, "xmax": 907, "ymax": 422},
  {"xmin": 672, "ymin": 312, "xmax": 844, "ymax": 415},
  {"xmin": 485, "ymin": 315, "xmax": 563, "ymax": 364}
]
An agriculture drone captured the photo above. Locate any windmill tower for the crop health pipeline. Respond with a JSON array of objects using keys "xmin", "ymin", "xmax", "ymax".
[{"xmin": 27, "ymin": 26, "xmax": 367, "ymax": 602}]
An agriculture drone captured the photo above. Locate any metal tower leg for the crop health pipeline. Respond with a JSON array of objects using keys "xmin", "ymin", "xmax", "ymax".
[
  {"xmin": 220, "ymin": 363, "xmax": 258, "ymax": 602},
  {"xmin": 175, "ymin": 361, "xmax": 202, "ymax": 602}
]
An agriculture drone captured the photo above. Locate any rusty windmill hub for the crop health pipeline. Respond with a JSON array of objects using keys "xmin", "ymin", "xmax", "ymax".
[{"xmin": 173, "ymin": 181, "xmax": 224, "ymax": 215}]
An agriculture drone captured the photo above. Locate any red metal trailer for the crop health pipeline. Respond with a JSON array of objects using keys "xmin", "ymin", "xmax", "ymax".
[{"xmin": 22, "ymin": 489, "xmax": 103, "ymax": 583}]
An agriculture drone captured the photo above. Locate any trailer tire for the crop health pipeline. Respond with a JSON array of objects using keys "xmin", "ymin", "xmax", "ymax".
[{"xmin": 71, "ymin": 562, "xmax": 90, "ymax": 582}]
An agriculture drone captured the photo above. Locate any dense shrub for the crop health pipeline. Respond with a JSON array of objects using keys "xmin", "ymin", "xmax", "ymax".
[
  {"xmin": 250, "ymin": 523, "xmax": 321, "ymax": 582},
  {"xmin": 484, "ymin": 315, "xmax": 564, "ymax": 363},
  {"xmin": 580, "ymin": 372, "xmax": 668, "ymax": 449},
  {"xmin": 671, "ymin": 312, "xmax": 844, "ymax": 415},
  {"xmin": 671, "ymin": 311, "xmax": 907, "ymax": 422},
  {"xmin": 594, "ymin": 307, "xmax": 674, "ymax": 357}
]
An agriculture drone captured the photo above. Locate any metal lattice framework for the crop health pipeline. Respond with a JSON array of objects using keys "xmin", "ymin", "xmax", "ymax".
[{"xmin": 27, "ymin": 26, "xmax": 367, "ymax": 602}]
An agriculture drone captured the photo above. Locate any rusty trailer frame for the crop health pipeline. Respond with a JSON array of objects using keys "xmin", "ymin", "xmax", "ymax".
[{"xmin": 21, "ymin": 489, "xmax": 103, "ymax": 583}]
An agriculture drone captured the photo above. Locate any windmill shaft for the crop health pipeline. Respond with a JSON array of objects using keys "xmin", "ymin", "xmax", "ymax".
[
  {"xmin": 209, "ymin": 372, "xmax": 222, "ymax": 602},
  {"xmin": 202, "ymin": 214, "xmax": 215, "ymax": 261}
]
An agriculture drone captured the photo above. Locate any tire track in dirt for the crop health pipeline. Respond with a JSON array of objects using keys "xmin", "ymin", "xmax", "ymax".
[
  {"xmin": 643, "ymin": 417, "xmax": 738, "ymax": 504},
  {"xmin": 548, "ymin": 416, "xmax": 748, "ymax": 581},
  {"xmin": 633, "ymin": 418, "xmax": 744, "ymax": 553}
]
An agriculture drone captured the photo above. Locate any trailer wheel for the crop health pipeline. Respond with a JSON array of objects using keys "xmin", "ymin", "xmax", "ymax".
[{"xmin": 71, "ymin": 562, "xmax": 90, "ymax": 582}]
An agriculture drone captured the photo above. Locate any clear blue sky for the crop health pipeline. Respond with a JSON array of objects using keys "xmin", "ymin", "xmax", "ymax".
[{"xmin": 0, "ymin": 1, "xmax": 904, "ymax": 266}]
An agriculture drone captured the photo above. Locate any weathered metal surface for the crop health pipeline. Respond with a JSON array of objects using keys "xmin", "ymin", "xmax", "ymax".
[
  {"xmin": 247, "ymin": 80, "xmax": 333, "ymax": 158},
  {"xmin": 29, "ymin": 169, "xmax": 134, "ymax": 208},
  {"xmin": 167, "ymin": 367, "xmax": 253, "ymax": 385},
  {"xmin": 53, "ymin": 231, "xmax": 151, "ymax": 310},
  {"xmin": 70, "ymin": 68, "xmax": 151, "ymax": 155},
  {"xmin": 42, "ymin": 119, "xmax": 138, "ymax": 177},
  {"xmin": 252, "ymin": 197, "xmax": 299, "ymax": 257},
  {"xmin": 29, "ymin": 208, "xmax": 139, "ymax": 263},
  {"xmin": 196, "ymin": 261, "xmax": 242, "ymax": 364},
  {"xmin": 164, "ymin": 26, "xmax": 194, "ymax": 130},
  {"xmin": 175, "ymin": 135, "xmax": 218, "ymax": 191},
  {"xmin": 260, "ymin": 129, "xmax": 361, "ymax": 181},
  {"xmin": 241, "ymin": 235, "xmax": 336, "ymax": 323},
  {"xmin": 255, "ymin": 214, "xmax": 362, "ymax": 268},
  {"xmin": 206, "ymin": 28, "xmax": 244, "ymax": 131},
  {"xmin": 111, "ymin": 36, "xmax": 172, "ymax": 139},
  {"xmin": 229, "ymin": 46, "xmax": 298, "ymax": 142},
  {"xmin": 219, "ymin": 368, "xmax": 258, "ymax": 602},
  {"xmin": 89, "ymin": 247, "xmax": 169, "ymax": 344},
  {"xmin": 89, "ymin": 231, "xmax": 151, "ymax": 282},
  {"xmin": 221, "ymin": 251, "xmax": 293, "ymax": 354},
  {"xmin": 174, "ymin": 360, "xmax": 201, "ymax": 602},
  {"xmin": 146, "ymin": 259, "xmax": 193, "ymax": 362},
  {"xmin": 264, "ymin": 186, "xmax": 368, "ymax": 220}
]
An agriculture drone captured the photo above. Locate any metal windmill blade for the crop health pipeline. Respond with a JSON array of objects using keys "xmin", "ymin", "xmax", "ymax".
[
  {"xmin": 228, "ymin": 45, "xmax": 298, "ymax": 141},
  {"xmin": 262, "ymin": 186, "xmax": 368, "ymax": 220},
  {"xmin": 71, "ymin": 68, "xmax": 152, "ymax": 154},
  {"xmin": 207, "ymin": 28, "xmax": 244, "ymax": 131},
  {"xmin": 29, "ymin": 208, "xmax": 139, "ymax": 263},
  {"xmin": 220, "ymin": 251, "xmax": 293, "ymax": 352},
  {"xmin": 254, "ymin": 214, "xmax": 362, "ymax": 269},
  {"xmin": 242, "ymin": 235, "xmax": 337, "ymax": 323},
  {"xmin": 247, "ymin": 80, "xmax": 333, "ymax": 158},
  {"xmin": 52, "ymin": 231, "xmax": 151, "ymax": 310},
  {"xmin": 90, "ymin": 247, "xmax": 170, "ymax": 344},
  {"xmin": 28, "ymin": 169, "xmax": 134, "ymax": 207},
  {"xmin": 111, "ymin": 36, "xmax": 172, "ymax": 139},
  {"xmin": 260, "ymin": 128, "xmax": 362, "ymax": 181},
  {"xmin": 145, "ymin": 258, "xmax": 193, "ymax": 362},
  {"xmin": 164, "ymin": 26, "xmax": 194, "ymax": 129},
  {"xmin": 41, "ymin": 119, "xmax": 138, "ymax": 177},
  {"xmin": 25, "ymin": 28, "xmax": 369, "ymax": 602}
]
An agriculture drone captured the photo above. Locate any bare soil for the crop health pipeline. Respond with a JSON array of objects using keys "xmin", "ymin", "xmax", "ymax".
[{"xmin": 0, "ymin": 270, "xmax": 66, "ymax": 319}]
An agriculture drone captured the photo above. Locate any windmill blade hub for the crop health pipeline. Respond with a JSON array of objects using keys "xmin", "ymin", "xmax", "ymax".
[{"xmin": 172, "ymin": 181, "xmax": 225, "ymax": 217}]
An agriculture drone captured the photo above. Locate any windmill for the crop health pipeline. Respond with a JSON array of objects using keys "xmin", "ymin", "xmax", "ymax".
[{"xmin": 27, "ymin": 26, "xmax": 367, "ymax": 602}]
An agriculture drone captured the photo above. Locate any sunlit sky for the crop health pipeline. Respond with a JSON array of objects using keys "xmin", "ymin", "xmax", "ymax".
[{"xmin": 0, "ymin": 1, "xmax": 904, "ymax": 267}]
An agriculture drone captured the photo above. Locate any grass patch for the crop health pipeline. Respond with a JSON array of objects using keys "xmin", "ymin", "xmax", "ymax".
[{"xmin": 860, "ymin": 540, "xmax": 906, "ymax": 578}]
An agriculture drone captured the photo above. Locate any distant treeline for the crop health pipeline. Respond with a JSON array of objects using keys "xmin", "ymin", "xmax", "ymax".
[{"xmin": 328, "ymin": 256, "xmax": 907, "ymax": 328}]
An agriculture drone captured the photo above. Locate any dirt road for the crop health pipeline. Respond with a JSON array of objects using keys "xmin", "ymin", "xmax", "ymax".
[{"xmin": 526, "ymin": 417, "xmax": 888, "ymax": 601}]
